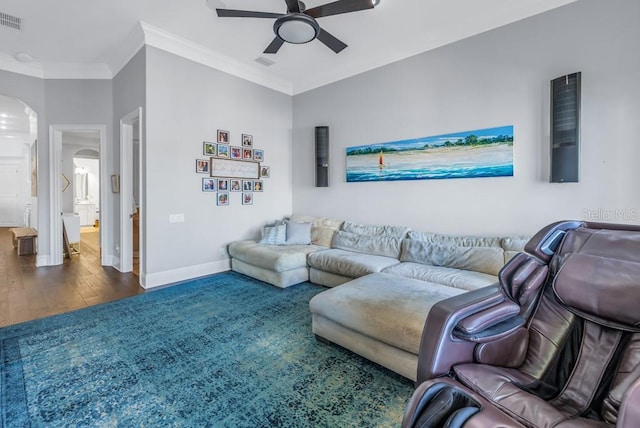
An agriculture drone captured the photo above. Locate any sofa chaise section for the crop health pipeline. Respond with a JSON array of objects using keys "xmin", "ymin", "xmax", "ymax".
[
  {"xmin": 309, "ymin": 272, "xmax": 465, "ymax": 381},
  {"xmin": 228, "ymin": 240, "xmax": 323, "ymax": 288},
  {"xmin": 228, "ymin": 216, "xmax": 344, "ymax": 288}
]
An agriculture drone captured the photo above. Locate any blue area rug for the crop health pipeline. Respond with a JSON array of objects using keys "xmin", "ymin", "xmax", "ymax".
[{"xmin": 1, "ymin": 272, "xmax": 413, "ymax": 427}]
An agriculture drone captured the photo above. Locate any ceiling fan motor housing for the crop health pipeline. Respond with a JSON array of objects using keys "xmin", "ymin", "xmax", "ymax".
[{"xmin": 274, "ymin": 13, "xmax": 320, "ymax": 44}]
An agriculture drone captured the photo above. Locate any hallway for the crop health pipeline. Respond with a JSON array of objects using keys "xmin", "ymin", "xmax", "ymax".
[{"xmin": 0, "ymin": 227, "xmax": 144, "ymax": 328}]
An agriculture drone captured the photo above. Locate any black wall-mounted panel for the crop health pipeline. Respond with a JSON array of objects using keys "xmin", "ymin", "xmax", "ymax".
[
  {"xmin": 315, "ymin": 126, "xmax": 329, "ymax": 187},
  {"xmin": 550, "ymin": 72, "xmax": 581, "ymax": 183}
]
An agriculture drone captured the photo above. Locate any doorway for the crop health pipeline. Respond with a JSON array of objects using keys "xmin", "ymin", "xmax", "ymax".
[
  {"xmin": 119, "ymin": 108, "xmax": 142, "ymax": 281},
  {"xmin": 49, "ymin": 125, "xmax": 109, "ymax": 266},
  {"xmin": 0, "ymin": 94, "xmax": 37, "ymax": 230},
  {"xmin": 63, "ymin": 145, "xmax": 101, "ymax": 256}
]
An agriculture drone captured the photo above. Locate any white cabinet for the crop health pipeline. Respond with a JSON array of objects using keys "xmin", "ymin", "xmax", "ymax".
[{"xmin": 74, "ymin": 203, "xmax": 96, "ymax": 226}]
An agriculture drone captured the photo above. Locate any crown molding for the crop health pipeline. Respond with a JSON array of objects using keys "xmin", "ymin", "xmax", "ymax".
[
  {"xmin": 0, "ymin": 53, "xmax": 44, "ymax": 79},
  {"xmin": 42, "ymin": 62, "xmax": 112, "ymax": 80},
  {"xmin": 106, "ymin": 23, "xmax": 146, "ymax": 78},
  {"xmin": 140, "ymin": 22, "xmax": 293, "ymax": 96},
  {"xmin": 0, "ymin": 22, "xmax": 292, "ymax": 95}
]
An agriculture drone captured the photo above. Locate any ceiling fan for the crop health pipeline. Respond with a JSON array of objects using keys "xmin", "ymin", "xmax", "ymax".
[{"xmin": 215, "ymin": 0, "xmax": 377, "ymax": 54}]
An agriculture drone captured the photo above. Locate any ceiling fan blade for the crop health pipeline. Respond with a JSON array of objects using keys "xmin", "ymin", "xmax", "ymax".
[
  {"xmin": 317, "ymin": 28, "xmax": 348, "ymax": 53},
  {"xmin": 305, "ymin": 0, "xmax": 374, "ymax": 18},
  {"xmin": 284, "ymin": 0, "xmax": 301, "ymax": 13},
  {"xmin": 216, "ymin": 9, "xmax": 283, "ymax": 18},
  {"xmin": 264, "ymin": 37, "xmax": 286, "ymax": 54}
]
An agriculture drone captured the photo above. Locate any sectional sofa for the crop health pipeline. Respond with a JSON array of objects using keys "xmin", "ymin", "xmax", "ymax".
[{"xmin": 227, "ymin": 215, "xmax": 528, "ymax": 380}]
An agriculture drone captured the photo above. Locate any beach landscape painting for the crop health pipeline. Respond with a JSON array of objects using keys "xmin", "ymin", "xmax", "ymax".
[{"xmin": 346, "ymin": 125, "xmax": 514, "ymax": 182}]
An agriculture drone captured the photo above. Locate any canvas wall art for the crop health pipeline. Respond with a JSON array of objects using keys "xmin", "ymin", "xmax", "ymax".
[{"xmin": 346, "ymin": 125, "xmax": 514, "ymax": 182}]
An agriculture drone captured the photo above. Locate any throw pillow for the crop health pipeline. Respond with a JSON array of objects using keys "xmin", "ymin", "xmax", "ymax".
[
  {"xmin": 259, "ymin": 223, "xmax": 286, "ymax": 245},
  {"xmin": 285, "ymin": 221, "xmax": 312, "ymax": 245}
]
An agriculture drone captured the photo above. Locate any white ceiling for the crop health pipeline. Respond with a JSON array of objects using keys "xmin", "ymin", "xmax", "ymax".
[{"xmin": 0, "ymin": 0, "xmax": 578, "ymax": 95}]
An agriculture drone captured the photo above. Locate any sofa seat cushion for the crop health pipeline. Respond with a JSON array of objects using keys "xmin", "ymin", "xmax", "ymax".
[
  {"xmin": 228, "ymin": 240, "xmax": 322, "ymax": 272},
  {"xmin": 307, "ymin": 249, "xmax": 400, "ymax": 278},
  {"xmin": 309, "ymin": 273, "xmax": 465, "ymax": 354},
  {"xmin": 382, "ymin": 262, "xmax": 498, "ymax": 291}
]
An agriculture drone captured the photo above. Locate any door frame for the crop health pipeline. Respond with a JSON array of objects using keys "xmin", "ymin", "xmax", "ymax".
[
  {"xmin": 119, "ymin": 108, "xmax": 143, "ymax": 278},
  {"xmin": 49, "ymin": 124, "xmax": 109, "ymax": 266}
]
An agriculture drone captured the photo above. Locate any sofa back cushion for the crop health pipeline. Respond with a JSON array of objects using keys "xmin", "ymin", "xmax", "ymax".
[
  {"xmin": 400, "ymin": 239, "xmax": 505, "ymax": 276},
  {"xmin": 332, "ymin": 230, "xmax": 403, "ymax": 259},
  {"xmin": 342, "ymin": 221, "xmax": 410, "ymax": 239},
  {"xmin": 407, "ymin": 231, "xmax": 502, "ymax": 248},
  {"xmin": 290, "ymin": 215, "xmax": 344, "ymax": 247},
  {"xmin": 501, "ymin": 236, "xmax": 530, "ymax": 263}
]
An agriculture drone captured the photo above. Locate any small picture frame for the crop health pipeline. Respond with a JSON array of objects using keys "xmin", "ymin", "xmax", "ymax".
[
  {"xmin": 203, "ymin": 141, "xmax": 217, "ymax": 156},
  {"xmin": 242, "ymin": 180, "xmax": 253, "ymax": 192},
  {"xmin": 230, "ymin": 179, "xmax": 242, "ymax": 192},
  {"xmin": 253, "ymin": 149, "xmax": 264, "ymax": 162},
  {"xmin": 242, "ymin": 134, "xmax": 253, "ymax": 147},
  {"xmin": 217, "ymin": 144, "xmax": 230, "ymax": 159},
  {"xmin": 217, "ymin": 129, "xmax": 230, "ymax": 144},
  {"xmin": 260, "ymin": 166, "xmax": 270, "ymax": 178},
  {"xmin": 230, "ymin": 146, "xmax": 242, "ymax": 159},
  {"xmin": 253, "ymin": 180, "xmax": 263, "ymax": 192},
  {"xmin": 243, "ymin": 148, "xmax": 253, "ymax": 161},
  {"xmin": 202, "ymin": 178, "xmax": 216, "ymax": 192},
  {"xmin": 217, "ymin": 192, "xmax": 229, "ymax": 206},
  {"xmin": 196, "ymin": 159, "xmax": 209, "ymax": 174},
  {"xmin": 111, "ymin": 174, "xmax": 120, "ymax": 193},
  {"xmin": 217, "ymin": 178, "xmax": 229, "ymax": 191},
  {"xmin": 242, "ymin": 192, "xmax": 253, "ymax": 205}
]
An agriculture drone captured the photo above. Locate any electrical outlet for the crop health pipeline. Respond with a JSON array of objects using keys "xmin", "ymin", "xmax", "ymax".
[
  {"xmin": 169, "ymin": 213, "xmax": 185, "ymax": 223},
  {"xmin": 219, "ymin": 247, "xmax": 228, "ymax": 257}
]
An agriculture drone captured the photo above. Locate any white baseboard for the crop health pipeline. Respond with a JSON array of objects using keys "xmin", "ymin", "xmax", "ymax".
[
  {"xmin": 36, "ymin": 254, "xmax": 50, "ymax": 267},
  {"xmin": 141, "ymin": 259, "xmax": 231, "ymax": 289}
]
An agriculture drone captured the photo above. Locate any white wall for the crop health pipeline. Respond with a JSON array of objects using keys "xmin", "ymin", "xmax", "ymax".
[
  {"xmin": 292, "ymin": 0, "xmax": 640, "ymax": 236},
  {"xmin": 144, "ymin": 47, "xmax": 293, "ymax": 286}
]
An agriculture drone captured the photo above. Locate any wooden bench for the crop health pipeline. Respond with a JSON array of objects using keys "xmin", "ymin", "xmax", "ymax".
[{"xmin": 9, "ymin": 227, "xmax": 38, "ymax": 255}]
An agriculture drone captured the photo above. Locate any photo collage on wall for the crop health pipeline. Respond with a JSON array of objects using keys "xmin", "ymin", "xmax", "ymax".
[{"xmin": 196, "ymin": 129, "xmax": 270, "ymax": 206}]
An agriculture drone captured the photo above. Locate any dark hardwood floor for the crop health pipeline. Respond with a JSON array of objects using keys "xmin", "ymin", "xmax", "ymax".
[{"xmin": 0, "ymin": 227, "xmax": 145, "ymax": 328}]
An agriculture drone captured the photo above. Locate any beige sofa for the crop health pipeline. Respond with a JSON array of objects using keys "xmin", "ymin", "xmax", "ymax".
[{"xmin": 228, "ymin": 216, "xmax": 528, "ymax": 380}]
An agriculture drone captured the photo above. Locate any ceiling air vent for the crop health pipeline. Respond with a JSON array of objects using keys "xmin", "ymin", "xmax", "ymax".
[
  {"xmin": 0, "ymin": 12, "xmax": 21, "ymax": 30},
  {"xmin": 254, "ymin": 56, "xmax": 275, "ymax": 67}
]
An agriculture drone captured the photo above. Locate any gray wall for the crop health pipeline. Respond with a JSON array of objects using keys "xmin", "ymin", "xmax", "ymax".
[
  {"xmin": 292, "ymin": 0, "xmax": 640, "ymax": 235},
  {"xmin": 144, "ymin": 46, "xmax": 293, "ymax": 285}
]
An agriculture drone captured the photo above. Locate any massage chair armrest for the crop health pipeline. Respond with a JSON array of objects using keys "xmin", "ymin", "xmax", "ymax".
[
  {"xmin": 618, "ymin": 377, "xmax": 640, "ymax": 428},
  {"xmin": 453, "ymin": 300, "xmax": 524, "ymax": 343},
  {"xmin": 416, "ymin": 285, "xmax": 506, "ymax": 383}
]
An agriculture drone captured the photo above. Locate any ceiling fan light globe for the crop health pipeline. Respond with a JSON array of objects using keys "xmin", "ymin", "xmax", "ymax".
[{"xmin": 274, "ymin": 14, "xmax": 319, "ymax": 44}]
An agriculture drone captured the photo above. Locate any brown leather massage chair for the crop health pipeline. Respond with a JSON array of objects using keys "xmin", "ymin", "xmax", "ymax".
[{"xmin": 402, "ymin": 221, "xmax": 640, "ymax": 428}]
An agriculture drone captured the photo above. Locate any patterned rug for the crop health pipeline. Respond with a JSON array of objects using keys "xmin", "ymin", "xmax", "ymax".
[{"xmin": 1, "ymin": 272, "xmax": 413, "ymax": 427}]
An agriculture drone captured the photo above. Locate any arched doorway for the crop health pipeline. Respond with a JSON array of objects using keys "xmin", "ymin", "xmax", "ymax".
[{"xmin": 0, "ymin": 94, "xmax": 38, "ymax": 230}]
